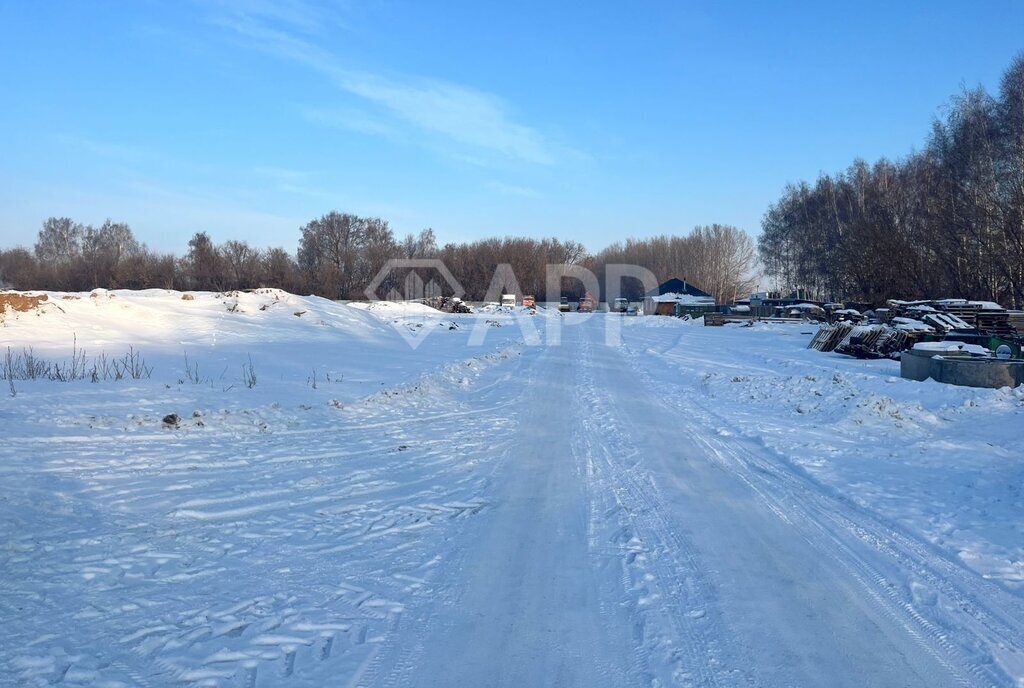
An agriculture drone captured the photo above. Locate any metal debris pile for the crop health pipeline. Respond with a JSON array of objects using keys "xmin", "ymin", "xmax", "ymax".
[{"xmin": 424, "ymin": 296, "xmax": 473, "ymax": 314}]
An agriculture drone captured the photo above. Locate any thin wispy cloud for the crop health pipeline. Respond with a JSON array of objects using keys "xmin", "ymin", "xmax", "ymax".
[
  {"xmin": 340, "ymin": 74, "xmax": 555, "ymax": 165},
  {"xmin": 486, "ymin": 181, "xmax": 542, "ymax": 199},
  {"xmin": 199, "ymin": 0, "xmax": 345, "ymax": 36},
  {"xmin": 208, "ymin": 9, "xmax": 556, "ymax": 166},
  {"xmin": 301, "ymin": 106, "xmax": 398, "ymax": 138},
  {"xmin": 54, "ymin": 134, "xmax": 154, "ymax": 163},
  {"xmin": 252, "ymin": 166, "xmax": 315, "ymax": 185}
]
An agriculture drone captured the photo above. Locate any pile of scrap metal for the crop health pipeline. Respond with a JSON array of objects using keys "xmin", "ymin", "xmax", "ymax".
[
  {"xmin": 808, "ymin": 297, "xmax": 1024, "ymax": 360},
  {"xmin": 423, "ymin": 296, "xmax": 473, "ymax": 314}
]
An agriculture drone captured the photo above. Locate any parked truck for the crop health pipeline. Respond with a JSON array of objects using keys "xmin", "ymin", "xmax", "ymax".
[
  {"xmin": 523, "ymin": 295, "xmax": 536, "ymax": 309},
  {"xmin": 613, "ymin": 297, "xmax": 628, "ymax": 313},
  {"xmin": 501, "ymin": 294, "xmax": 516, "ymax": 308},
  {"xmin": 558, "ymin": 297, "xmax": 571, "ymax": 312},
  {"xmin": 578, "ymin": 293, "xmax": 596, "ymax": 313}
]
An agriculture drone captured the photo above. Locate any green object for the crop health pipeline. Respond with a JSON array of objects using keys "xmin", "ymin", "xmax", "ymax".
[{"xmin": 923, "ymin": 332, "xmax": 1022, "ymax": 359}]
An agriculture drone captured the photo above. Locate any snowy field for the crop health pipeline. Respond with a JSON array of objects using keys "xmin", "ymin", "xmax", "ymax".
[{"xmin": 1, "ymin": 290, "xmax": 1022, "ymax": 687}]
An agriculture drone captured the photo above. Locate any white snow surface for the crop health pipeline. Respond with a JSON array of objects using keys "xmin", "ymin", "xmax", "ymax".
[
  {"xmin": 650, "ymin": 292, "xmax": 716, "ymax": 305},
  {"xmin": 2, "ymin": 293, "xmax": 1023, "ymax": 687},
  {"xmin": 914, "ymin": 341, "xmax": 991, "ymax": 356},
  {"xmin": 346, "ymin": 300, "xmax": 444, "ymax": 316},
  {"xmin": 893, "ymin": 316, "xmax": 935, "ymax": 332}
]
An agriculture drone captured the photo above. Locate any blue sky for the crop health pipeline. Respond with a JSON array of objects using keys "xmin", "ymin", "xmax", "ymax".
[{"xmin": 1, "ymin": 1, "xmax": 1022, "ymax": 253}]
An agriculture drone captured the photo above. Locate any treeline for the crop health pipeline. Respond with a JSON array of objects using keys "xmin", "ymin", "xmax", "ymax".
[
  {"xmin": 0, "ymin": 217, "xmax": 298, "ymax": 294},
  {"xmin": 0, "ymin": 213, "xmax": 757, "ymax": 303},
  {"xmin": 592, "ymin": 225, "xmax": 758, "ymax": 302},
  {"xmin": 759, "ymin": 54, "xmax": 1024, "ymax": 307},
  {"xmin": 437, "ymin": 237, "xmax": 588, "ymax": 299}
]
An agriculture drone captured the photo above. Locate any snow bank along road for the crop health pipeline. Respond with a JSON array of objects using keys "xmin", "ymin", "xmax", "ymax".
[{"xmin": 2, "ymin": 295, "xmax": 1022, "ymax": 686}]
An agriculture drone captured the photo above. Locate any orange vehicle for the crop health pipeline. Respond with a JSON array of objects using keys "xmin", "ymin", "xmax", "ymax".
[
  {"xmin": 578, "ymin": 292, "xmax": 596, "ymax": 312},
  {"xmin": 522, "ymin": 295, "xmax": 536, "ymax": 308}
]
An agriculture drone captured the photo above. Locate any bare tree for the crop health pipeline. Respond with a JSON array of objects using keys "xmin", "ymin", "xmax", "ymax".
[
  {"xmin": 262, "ymin": 247, "xmax": 299, "ymax": 292},
  {"xmin": 593, "ymin": 227, "xmax": 756, "ymax": 303},
  {"xmin": 81, "ymin": 220, "xmax": 140, "ymax": 288},
  {"xmin": 401, "ymin": 228, "xmax": 438, "ymax": 258},
  {"xmin": 298, "ymin": 212, "xmax": 399, "ymax": 299},
  {"xmin": 33, "ymin": 217, "xmax": 83, "ymax": 289},
  {"xmin": 0, "ymin": 248, "xmax": 38, "ymax": 289},
  {"xmin": 185, "ymin": 232, "xmax": 224, "ymax": 291},
  {"xmin": 759, "ymin": 52, "xmax": 1024, "ymax": 307},
  {"xmin": 221, "ymin": 239, "xmax": 261, "ymax": 290}
]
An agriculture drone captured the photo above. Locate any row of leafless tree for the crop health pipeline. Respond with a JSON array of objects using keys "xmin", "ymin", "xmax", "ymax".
[
  {"xmin": 759, "ymin": 54, "xmax": 1024, "ymax": 307},
  {"xmin": 1, "ymin": 211, "xmax": 757, "ymax": 303},
  {"xmin": 591, "ymin": 226, "xmax": 758, "ymax": 302},
  {"xmin": 2, "ymin": 218, "xmax": 179, "ymax": 292}
]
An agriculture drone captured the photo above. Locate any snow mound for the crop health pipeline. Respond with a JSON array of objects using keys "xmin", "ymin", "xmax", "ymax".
[
  {"xmin": 348, "ymin": 300, "xmax": 444, "ymax": 316},
  {"xmin": 650, "ymin": 292, "xmax": 715, "ymax": 305},
  {"xmin": 0, "ymin": 288, "xmax": 395, "ymax": 350},
  {"xmin": 913, "ymin": 341, "xmax": 990, "ymax": 356},
  {"xmin": 475, "ymin": 303, "xmax": 555, "ymax": 317}
]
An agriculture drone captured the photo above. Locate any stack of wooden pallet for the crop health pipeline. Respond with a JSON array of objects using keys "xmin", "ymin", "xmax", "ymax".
[
  {"xmin": 937, "ymin": 301, "xmax": 980, "ymax": 328},
  {"xmin": 808, "ymin": 298, "xmax": 1023, "ymax": 362},
  {"xmin": 807, "ymin": 322, "xmax": 854, "ymax": 352},
  {"xmin": 1009, "ymin": 311, "xmax": 1024, "ymax": 336},
  {"xmin": 974, "ymin": 309, "xmax": 1016, "ymax": 338},
  {"xmin": 887, "ymin": 299, "xmax": 1018, "ymax": 338},
  {"xmin": 808, "ymin": 322, "xmax": 912, "ymax": 358},
  {"xmin": 834, "ymin": 325, "xmax": 909, "ymax": 359},
  {"xmin": 919, "ymin": 311, "xmax": 971, "ymax": 332}
]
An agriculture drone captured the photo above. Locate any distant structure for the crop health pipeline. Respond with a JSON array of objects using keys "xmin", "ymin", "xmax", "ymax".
[
  {"xmin": 643, "ymin": 278, "xmax": 716, "ymax": 316},
  {"xmin": 735, "ymin": 289, "xmax": 826, "ymax": 317}
]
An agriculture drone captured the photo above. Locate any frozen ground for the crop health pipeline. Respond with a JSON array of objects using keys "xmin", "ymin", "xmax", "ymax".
[{"xmin": 1, "ymin": 291, "xmax": 1022, "ymax": 687}]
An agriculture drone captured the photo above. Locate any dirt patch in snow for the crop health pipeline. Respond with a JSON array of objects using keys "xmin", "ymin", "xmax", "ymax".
[{"xmin": 0, "ymin": 292, "xmax": 49, "ymax": 313}]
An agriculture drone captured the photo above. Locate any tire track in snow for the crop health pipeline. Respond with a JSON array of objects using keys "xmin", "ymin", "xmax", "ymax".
[
  {"xmin": 621, "ymin": 334, "xmax": 1024, "ymax": 686},
  {"xmin": 1, "ymin": 346, "xmax": 524, "ymax": 687},
  {"xmin": 357, "ymin": 330, "xmax": 640, "ymax": 687},
  {"xmin": 575, "ymin": 333, "xmax": 735, "ymax": 687}
]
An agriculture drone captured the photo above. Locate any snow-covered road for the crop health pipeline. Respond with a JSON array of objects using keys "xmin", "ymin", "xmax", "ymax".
[
  {"xmin": 367, "ymin": 325, "xmax": 639, "ymax": 687},
  {"xmin": 2, "ymin": 293, "xmax": 1022, "ymax": 686},
  {"xmin": 365, "ymin": 317, "xmax": 1022, "ymax": 687}
]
